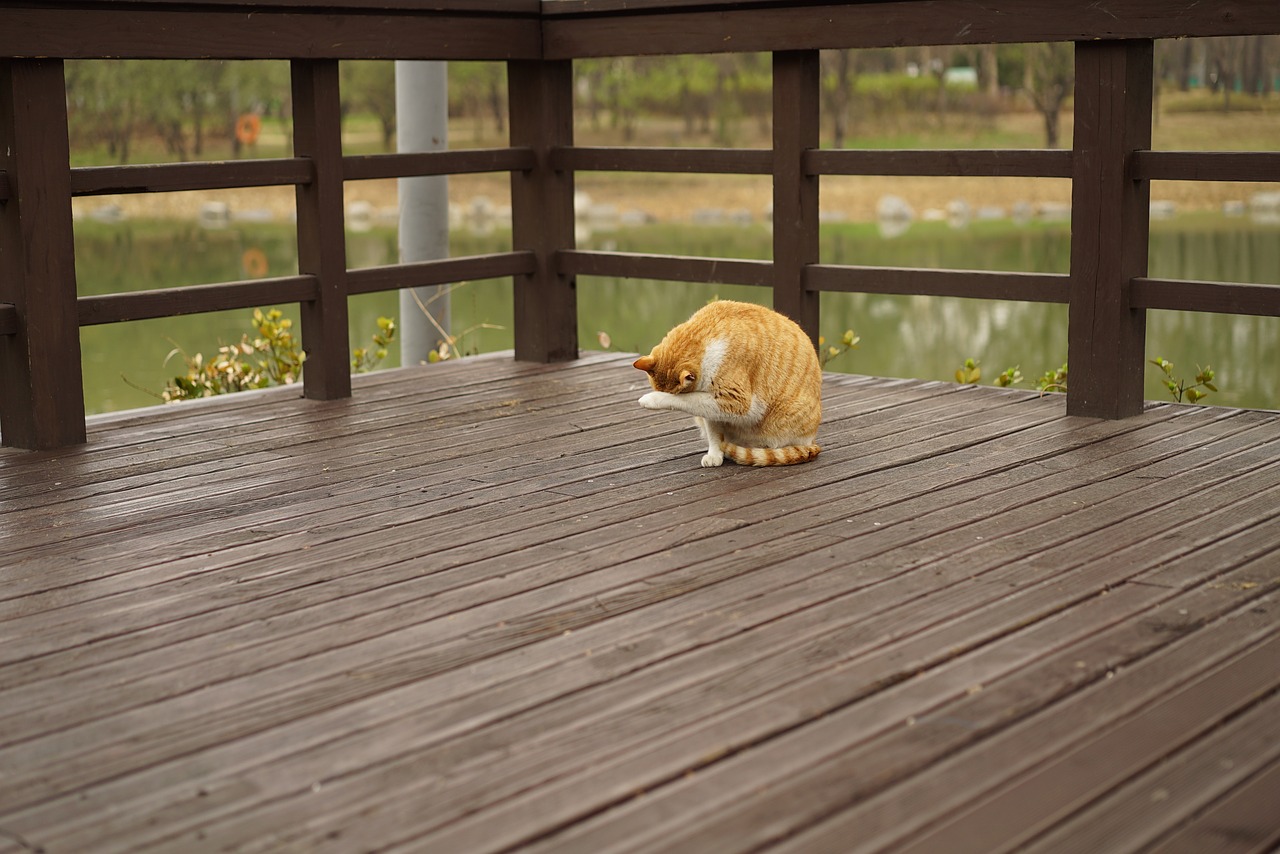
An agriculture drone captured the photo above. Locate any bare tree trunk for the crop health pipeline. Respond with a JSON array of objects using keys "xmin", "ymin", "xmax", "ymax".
[
  {"xmin": 824, "ymin": 49, "xmax": 854, "ymax": 149},
  {"xmin": 979, "ymin": 44, "xmax": 999, "ymax": 96}
]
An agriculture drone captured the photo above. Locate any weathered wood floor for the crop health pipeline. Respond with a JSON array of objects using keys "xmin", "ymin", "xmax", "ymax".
[{"xmin": 1, "ymin": 352, "xmax": 1277, "ymax": 853}]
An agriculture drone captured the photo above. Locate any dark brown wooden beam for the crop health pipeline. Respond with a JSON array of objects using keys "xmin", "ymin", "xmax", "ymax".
[
  {"xmin": 1132, "ymin": 151, "xmax": 1280, "ymax": 183},
  {"xmin": 292, "ymin": 59, "xmax": 352, "ymax": 400},
  {"xmin": 551, "ymin": 147, "xmax": 773, "ymax": 174},
  {"xmin": 557, "ymin": 250, "xmax": 773, "ymax": 287},
  {"xmin": 806, "ymin": 266, "xmax": 1069, "ymax": 303},
  {"xmin": 70, "ymin": 159, "xmax": 312, "ymax": 196},
  {"xmin": 543, "ymin": 0, "xmax": 1280, "ymax": 58},
  {"xmin": 0, "ymin": 302, "xmax": 16, "ymax": 336},
  {"xmin": 772, "ymin": 50, "xmax": 820, "ymax": 344},
  {"xmin": 1130, "ymin": 279, "xmax": 1280, "ymax": 318},
  {"xmin": 107, "ymin": 0, "xmax": 541, "ymax": 11},
  {"xmin": 509, "ymin": 59, "xmax": 578, "ymax": 363},
  {"xmin": 0, "ymin": 59, "xmax": 86, "ymax": 449},
  {"xmin": 343, "ymin": 148, "xmax": 536, "ymax": 182},
  {"xmin": 77, "ymin": 277, "xmax": 319, "ymax": 325},
  {"xmin": 347, "ymin": 252, "xmax": 537, "ymax": 296},
  {"xmin": 806, "ymin": 149, "xmax": 1073, "ymax": 178},
  {"xmin": 1068, "ymin": 40, "xmax": 1154, "ymax": 419},
  {"xmin": 0, "ymin": 8, "xmax": 541, "ymax": 60}
]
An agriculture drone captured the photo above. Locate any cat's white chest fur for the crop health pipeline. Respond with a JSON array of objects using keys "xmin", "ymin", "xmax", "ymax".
[{"xmin": 697, "ymin": 337, "xmax": 730, "ymax": 390}]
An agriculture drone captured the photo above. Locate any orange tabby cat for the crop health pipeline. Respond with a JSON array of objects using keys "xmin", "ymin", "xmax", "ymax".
[{"xmin": 633, "ymin": 300, "xmax": 822, "ymax": 467}]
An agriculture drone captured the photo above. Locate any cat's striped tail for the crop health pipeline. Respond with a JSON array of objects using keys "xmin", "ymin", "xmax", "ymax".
[{"xmin": 721, "ymin": 441, "xmax": 820, "ymax": 466}]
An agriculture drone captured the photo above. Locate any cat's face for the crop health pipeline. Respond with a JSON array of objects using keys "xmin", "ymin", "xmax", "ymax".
[{"xmin": 634, "ymin": 353, "xmax": 698, "ymax": 394}]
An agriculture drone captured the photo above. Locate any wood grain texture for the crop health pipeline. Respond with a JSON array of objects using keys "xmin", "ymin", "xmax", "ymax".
[
  {"xmin": 557, "ymin": 250, "xmax": 773, "ymax": 287},
  {"xmin": 1132, "ymin": 150, "xmax": 1280, "ymax": 183},
  {"xmin": 347, "ymin": 252, "xmax": 537, "ymax": 295},
  {"xmin": 1130, "ymin": 279, "xmax": 1280, "ymax": 317},
  {"xmin": 806, "ymin": 266, "xmax": 1069, "ymax": 303},
  {"xmin": 1067, "ymin": 40, "xmax": 1153, "ymax": 419},
  {"xmin": 542, "ymin": 0, "xmax": 1280, "ymax": 58},
  {"xmin": 552, "ymin": 146, "xmax": 772, "ymax": 175},
  {"xmin": 509, "ymin": 59, "xmax": 578, "ymax": 362},
  {"xmin": 343, "ymin": 147, "xmax": 536, "ymax": 181},
  {"xmin": 291, "ymin": 59, "xmax": 352, "ymax": 400},
  {"xmin": 0, "ymin": 7, "xmax": 541, "ymax": 60},
  {"xmin": 0, "ymin": 60, "xmax": 85, "ymax": 449},
  {"xmin": 772, "ymin": 51, "xmax": 820, "ymax": 344},
  {"xmin": 0, "ymin": 358, "xmax": 1276, "ymax": 852},
  {"xmin": 70, "ymin": 159, "xmax": 312, "ymax": 196},
  {"xmin": 77, "ymin": 277, "xmax": 320, "ymax": 326},
  {"xmin": 806, "ymin": 148, "xmax": 1073, "ymax": 178}
]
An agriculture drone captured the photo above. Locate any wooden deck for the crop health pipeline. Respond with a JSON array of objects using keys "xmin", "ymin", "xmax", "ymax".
[{"xmin": 1, "ymin": 353, "xmax": 1277, "ymax": 853}]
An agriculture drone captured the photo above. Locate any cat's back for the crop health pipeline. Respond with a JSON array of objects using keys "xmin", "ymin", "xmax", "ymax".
[{"xmin": 692, "ymin": 300, "xmax": 820, "ymax": 387}]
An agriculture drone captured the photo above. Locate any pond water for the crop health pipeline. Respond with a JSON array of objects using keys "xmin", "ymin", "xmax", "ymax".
[{"xmin": 75, "ymin": 215, "xmax": 1279, "ymax": 414}]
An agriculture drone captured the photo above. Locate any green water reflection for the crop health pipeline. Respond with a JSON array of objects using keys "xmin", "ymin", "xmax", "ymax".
[{"xmin": 75, "ymin": 216, "xmax": 1278, "ymax": 414}]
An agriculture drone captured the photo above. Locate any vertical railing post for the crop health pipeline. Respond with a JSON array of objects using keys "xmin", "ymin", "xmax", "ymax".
[
  {"xmin": 0, "ymin": 59, "xmax": 85, "ymax": 449},
  {"xmin": 291, "ymin": 59, "xmax": 351, "ymax": 400},
  {"xmin": 1068, "ymin": 40, "xmax": 1154, "ymax": 418},
  {"xmin": 508, "ymin": 59, "xmax": 577, "ymax": 362},
  {"xmin": 772, "ymin": 50, "xmax": 821, "ymax": 346}
]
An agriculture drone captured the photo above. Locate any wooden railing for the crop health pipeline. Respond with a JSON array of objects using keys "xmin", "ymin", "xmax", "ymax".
[{"xmin": 2, "ymin": 0, "xmax": 1279, "ymax": 449}]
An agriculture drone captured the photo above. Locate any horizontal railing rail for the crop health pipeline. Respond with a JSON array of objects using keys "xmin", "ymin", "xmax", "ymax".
[{"xmin": 2, "ymin": 0, "xmax": 1279, "ymax": 449}]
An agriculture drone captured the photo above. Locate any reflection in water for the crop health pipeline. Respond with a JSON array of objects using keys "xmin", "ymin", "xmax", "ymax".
[{"xmin": 75, "ymin": 217, "xmax": 1278, "ymax": 414}]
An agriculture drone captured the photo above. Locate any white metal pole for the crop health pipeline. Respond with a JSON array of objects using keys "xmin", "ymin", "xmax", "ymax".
[{"xmin": 395, "ymin": 60, "xmax": 449, "ymax": 365}]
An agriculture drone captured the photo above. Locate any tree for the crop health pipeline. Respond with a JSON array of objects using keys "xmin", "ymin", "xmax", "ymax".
[
  {"xmin": 822, "ymin": 49, "xmax": 857, "ymax": 149},
  {"xmin": 1023, "ymin": 42, "xmax": 1074, "ymax": 149},
  {"xmin": 342, "ymin": 61, "xmax": 397, "ymax": 150}
]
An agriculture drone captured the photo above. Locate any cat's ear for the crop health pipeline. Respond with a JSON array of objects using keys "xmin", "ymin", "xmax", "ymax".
[
  {"xmin": 679, "ymin": 369, "xmax": 696, "ymax": 389},
  {"xmin": 633, "ymin": 355, "xmax": 656, "ymax": 373}
]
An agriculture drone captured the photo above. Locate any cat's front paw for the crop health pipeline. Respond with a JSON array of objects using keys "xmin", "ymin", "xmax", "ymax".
[
  {"xmin": 639, "ymin": 391, "xmax": 668, "ymax": 410},
  {"xmin": 700, "ymin": 450, "xmax": 724, "ymax": 467}
]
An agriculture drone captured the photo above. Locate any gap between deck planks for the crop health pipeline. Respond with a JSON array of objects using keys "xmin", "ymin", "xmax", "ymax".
[{"xmin": 0, "ymin": 355, "xmax": 1276, "ymax": 853}]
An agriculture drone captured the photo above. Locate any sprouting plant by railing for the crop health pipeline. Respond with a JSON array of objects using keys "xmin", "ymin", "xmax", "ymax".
[
  {"xmin": 958, "ymin": 356, "xmax": 1217, "ymax": 403},
  {"xmin": 148, "ymin": 309, "xmax": 395, "ymax": 402}
]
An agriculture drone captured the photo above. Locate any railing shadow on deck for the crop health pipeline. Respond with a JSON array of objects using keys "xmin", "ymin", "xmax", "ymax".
[{"xmin": 1, "ymin": 0, "xmax": 1279, "ymax": 450}]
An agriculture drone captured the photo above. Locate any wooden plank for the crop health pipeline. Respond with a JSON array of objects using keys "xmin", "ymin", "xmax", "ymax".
[
  {"xmin": 0, "ymin": 8, "xmax": 542, "ymax": 60},
  {"xmin": 806, "ymin": 266, "xmax": 1069, "ymax": 303},
  {"xmin": 754, "ymin": 556, "xmax": 1280, "ymax": 853},
  {"xmin": 551, "ymin": 146, "xmax": 772, "ymax": 175},
  {"xmin": 1067, "ymin": 39, "xmax": 1153, "ymax": 419},
  {"xmin": 346, "ymin": 252, "xmax": 536, "ymax": 296},
  {"xmin": 291, "ymin": 59, "xmax": 351, "ymax": 400},
  {"xmin": 1130, "ymin": 278, "xmax": 1280, "ymax": 318},
  {"xmin": 557, "ymin": 250, "xmax": 773, "ymax": 287},
  {"xmin": 1132, "ymin": 150, "xmax": 1280, "ymax": 183},
  {"xmin": 69, "ymin": 159, "xmax": 311, "ymax": 196},
  {"xmin": 541, "ymin": 0, "xmax": 1280, "ymax": 58},
  {"xmin": 0, "ymin": 381, "xmax": 965, "ymax": 625},
  {"xmin": 0, "ymin": 387, "xmax": 1028, "ymax": 689},
  {"xmin": 279, "ymin": 478, "xmax": 1279, "ymax": 852},
  {"xmin": 508, "ymin": 59, "xmax": 578, "ymax": 362},
  {"xmin": 66, "ymin": 0, "xmax": 541, "ymax": 11},
  {"xmin": 2, "ymin": 404, "xmax": 1239, "ymax": 824},
  {"xmin": 772, "ymin": 50, "xmax": 820, "ymax": 344},
  {"xmin": 77, "ymin": 276, "xmax": 319, "ymax": 325},
  {"xmin": 805, "ymin": 148, "xmax": 1073, "ymax": 178},
  {"xmin": 1021, "ymin": 693, "xmax": 1280, "ymax": 853},
  {"xmin": 342, "ymin": 147, "xmax": 535, "ymax": 181},
  {"xmin": 890, "ymin": 636, "xmax": 1280, "ymax": 854},
  {"xmin": 0, "ymin": 371, "xmax": 1274, "ymax": 850},
  {"xmin": 1143, "ymin": 762, "xmax": 1280, "ymax": 854},
  {"xmin": 0, "ymin": 59, "xmax": 85, "ymax": 450}
]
